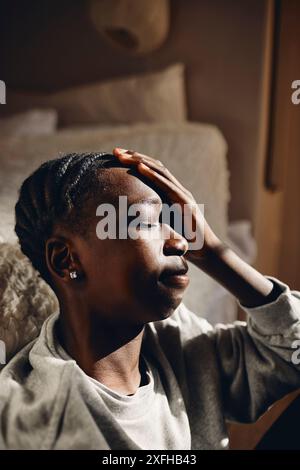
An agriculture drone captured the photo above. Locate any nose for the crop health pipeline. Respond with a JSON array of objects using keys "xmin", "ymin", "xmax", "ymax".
[{"xmin": 163, "ymin": 225, "xmax": 189, "ymax": 257}]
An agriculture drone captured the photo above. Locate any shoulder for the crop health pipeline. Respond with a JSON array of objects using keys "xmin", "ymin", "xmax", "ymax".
[
  {"xmin": 148, "ymin": 302, "xmax": 215, "ymax": 346},
  {"xmin": 0, "ymin": 316, "xmax": 73, "ymax": 449}
]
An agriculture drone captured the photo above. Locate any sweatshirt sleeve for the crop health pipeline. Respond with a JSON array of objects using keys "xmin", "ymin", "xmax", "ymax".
[{"xmin": 212, "ymin": 276, "xmax": 300, "ymax": 422}]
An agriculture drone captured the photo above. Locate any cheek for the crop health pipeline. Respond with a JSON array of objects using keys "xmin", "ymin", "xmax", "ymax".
[
  {"xmin": 113, "ymin": 238, "xmax": 163, "ymax": 303},
  {"xmin": 85, "ymin": 238, "xmax": 162, "ymax": 295},
  {"xmin": 127, "ymin": 238, "xmax": 162, "ymax": 277}
]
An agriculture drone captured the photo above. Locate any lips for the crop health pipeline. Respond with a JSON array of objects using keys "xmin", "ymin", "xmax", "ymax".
[{"xmin": 159, "ymin": 261, "xmax": 189, "ymax": 288}]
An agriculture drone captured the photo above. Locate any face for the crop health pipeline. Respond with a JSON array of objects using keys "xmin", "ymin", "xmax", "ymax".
[{"xmin": 62, "ymin": 167, "xmax": 189, "ymax": 325}]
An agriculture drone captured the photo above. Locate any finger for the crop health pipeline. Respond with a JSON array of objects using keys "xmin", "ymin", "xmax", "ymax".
[
  {"xmin": 114, "ymin": 148, "xmax": 189, "ymax": 195},
  {"xmin": 127, "ymin": 151, "xmax": 164, "ymax": 167},
  {"xmin": 137, "ymin": 162, "xmax": 189, "ymax": 205},
  {"xmin": 114, "ymin": 148, "xmax": 164, "ymax": 169},
  {"xmin": 134, "ymin": 154, "xmax": 191, "ymax": 196}
]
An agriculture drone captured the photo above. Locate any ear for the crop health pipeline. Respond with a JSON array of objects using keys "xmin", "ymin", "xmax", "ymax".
[{"xmin": 45, "ymin": 236, "xmax": 82, "ymax": 283}]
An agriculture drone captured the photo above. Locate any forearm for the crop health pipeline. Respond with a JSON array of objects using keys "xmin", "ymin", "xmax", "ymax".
[{"xmin": 190, "ymin": 241, "xmax": 282, "ymax": 308}]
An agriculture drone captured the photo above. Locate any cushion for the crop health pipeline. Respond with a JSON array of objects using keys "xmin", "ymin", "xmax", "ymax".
[
  {"xmin": 0, "ymin": 242, "xmax": 58, "ymax": 363},
  {"xmin": 0, "ymin": 109, "xmax": 57, "ymax": 138},
  {"xmin": 2, "ymin": 64, "xmax": 187, "ymax": 127}
]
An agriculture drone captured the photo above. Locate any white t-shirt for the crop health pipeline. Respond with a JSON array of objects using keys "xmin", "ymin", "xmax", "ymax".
[{"xmin": 55, "ymin": 338, "xmax": 191, "ymax": 450}]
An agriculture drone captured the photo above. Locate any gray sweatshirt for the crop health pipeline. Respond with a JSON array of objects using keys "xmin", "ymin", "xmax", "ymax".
[{"xmin": 1, "ymin": 276, "xmax": 300, "ymax": 450}]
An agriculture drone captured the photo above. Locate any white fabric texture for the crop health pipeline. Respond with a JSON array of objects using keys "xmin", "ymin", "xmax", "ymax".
[
  {"xmin": 55, "ymin": 342, "xmax": 191, "ymax": 450},
  {"xmin": 0, "ymin": 242, "xmax": 58, "ymax": 364}
]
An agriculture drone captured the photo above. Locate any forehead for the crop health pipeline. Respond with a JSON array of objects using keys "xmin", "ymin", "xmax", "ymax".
[{"xmin": 96, "ymin": 167, "xmax": 162, "ymax": 206}]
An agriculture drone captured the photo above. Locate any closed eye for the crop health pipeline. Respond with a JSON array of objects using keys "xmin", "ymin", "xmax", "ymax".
[{"xmin": 139, "ymin": 222, "xmax": 160, "ymax": 229}]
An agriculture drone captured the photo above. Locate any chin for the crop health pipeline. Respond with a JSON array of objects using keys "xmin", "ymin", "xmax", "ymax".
[{"xmin": 147, "ymin": 294, "xmax": 183, "ymax": 323}]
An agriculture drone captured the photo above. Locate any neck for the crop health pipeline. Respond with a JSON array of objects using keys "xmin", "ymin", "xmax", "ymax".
[{"xmin": 56, "ymin": 304, "xmax": 146, "ymax": 396}]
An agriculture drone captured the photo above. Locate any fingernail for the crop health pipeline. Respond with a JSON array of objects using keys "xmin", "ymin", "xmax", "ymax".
[
  {"xmin": 138, "ymin": 163, "xmax": 148, "ymax": 170},
  {"xmin": 115, "ymin": 148, "xmax": 128, "ymax": 154}
]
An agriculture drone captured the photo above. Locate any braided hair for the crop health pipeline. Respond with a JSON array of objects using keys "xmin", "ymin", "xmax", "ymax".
[{"xmin": 15, "ymin": 152, "xmax": 122, "ymax": 287}]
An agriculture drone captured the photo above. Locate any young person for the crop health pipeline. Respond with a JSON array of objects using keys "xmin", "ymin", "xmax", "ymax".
[{"xmin": 0, "ymin": 148, "xmax": 299, "ymax": 450}]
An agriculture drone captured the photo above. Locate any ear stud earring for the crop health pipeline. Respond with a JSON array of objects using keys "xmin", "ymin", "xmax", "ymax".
[{"xmin": 69, "ymin": 270, "xmax": 78, "ymax": 279}]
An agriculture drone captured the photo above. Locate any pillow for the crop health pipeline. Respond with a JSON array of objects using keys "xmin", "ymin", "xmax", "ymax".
[
  {"xmin": 0, "ymin": 109, "xmax": 57, "ymax": 138},
  {"xmin": 3, "ymin": 64, "xmax": 187, "ymax": 127},
  {"xmin": 0, "ymin": 122, "xmax": 230, "ymax": 360},
  {"xmin": 0, "ymin": 242, "xmax": 58, "ymax": 364}
]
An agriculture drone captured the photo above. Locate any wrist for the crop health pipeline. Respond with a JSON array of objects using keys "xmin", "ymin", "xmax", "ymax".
[{"xmin": 185, "ymin": 235, "xmax": 225, "ymax": 269}]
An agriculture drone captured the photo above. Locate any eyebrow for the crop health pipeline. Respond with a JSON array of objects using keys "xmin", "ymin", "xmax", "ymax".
[{"xmin": 133, "ymin": 197, "xmax": 162, "ymax": 206}]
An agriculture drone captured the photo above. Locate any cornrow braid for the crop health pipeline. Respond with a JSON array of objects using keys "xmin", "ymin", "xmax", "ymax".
[{"xmin": 15, "ymin": 152, "xmax": 122, "ymax": 287}]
